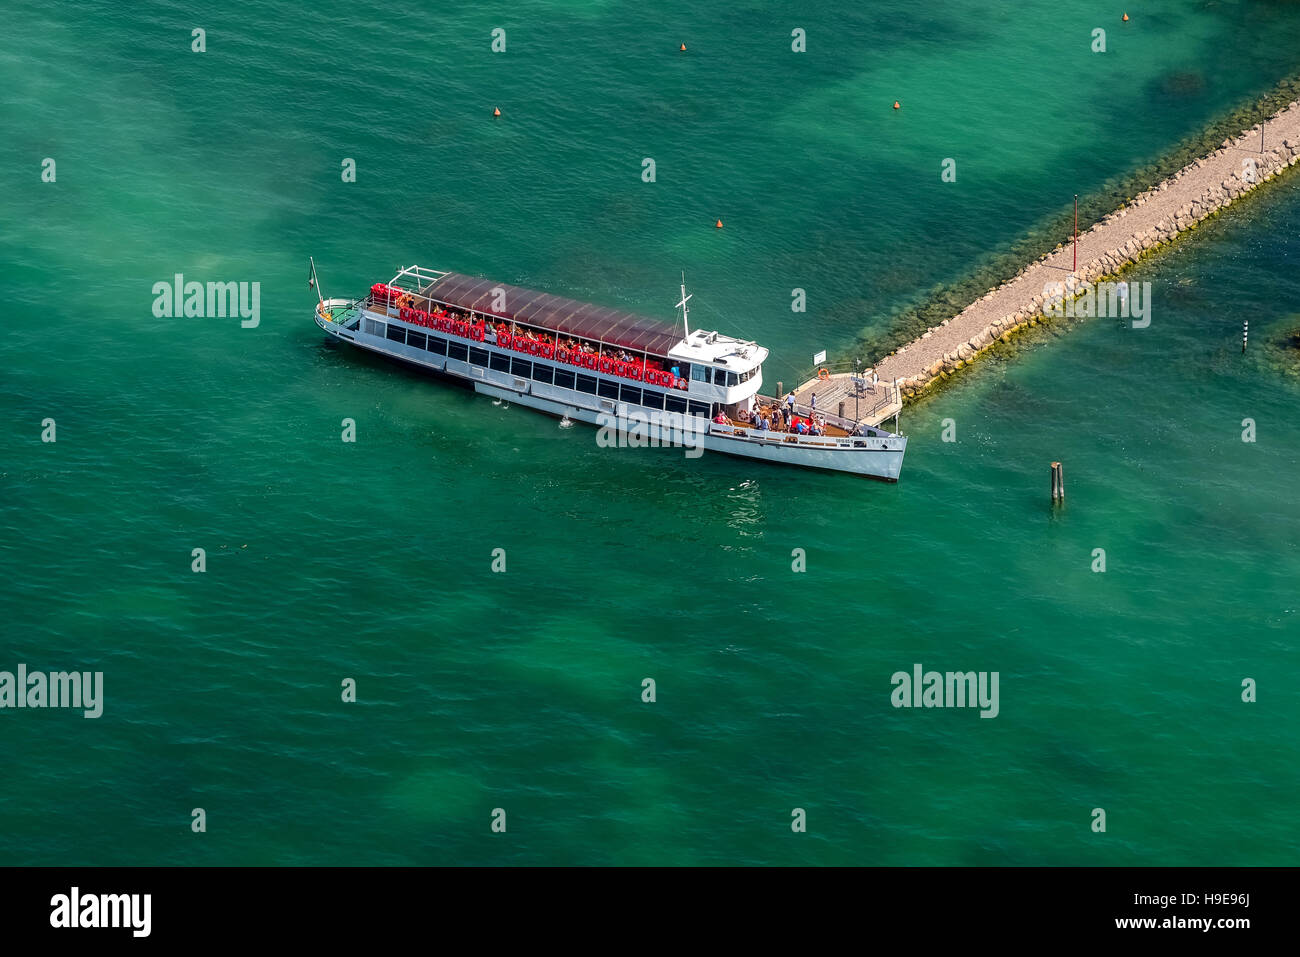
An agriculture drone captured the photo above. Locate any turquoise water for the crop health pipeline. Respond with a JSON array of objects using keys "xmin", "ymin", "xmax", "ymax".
[{"xmin": 2, "ymin": 1, "xmax": 1299, "ymax": 865}]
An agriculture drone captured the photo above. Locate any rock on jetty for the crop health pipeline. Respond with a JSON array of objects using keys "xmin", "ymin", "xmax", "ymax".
[{"xmin": 875, "ymin": 100, "xmax": 1300, "ymax": 400}]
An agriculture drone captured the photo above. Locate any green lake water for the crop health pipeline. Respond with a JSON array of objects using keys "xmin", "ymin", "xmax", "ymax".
[{"xmin": 2, "ymin": 0, "xmax": 1298, "ymax": 865}]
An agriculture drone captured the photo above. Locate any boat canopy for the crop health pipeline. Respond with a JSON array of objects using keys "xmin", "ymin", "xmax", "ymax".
[{"xmin": 419, "ymin": 272, "xmax": 684, "ymax": 357}]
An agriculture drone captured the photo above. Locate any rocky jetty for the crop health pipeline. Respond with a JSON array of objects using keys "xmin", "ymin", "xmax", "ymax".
[{"xmin": 874, "ymin": 102, "xmax": 1300, "ymax": 399}]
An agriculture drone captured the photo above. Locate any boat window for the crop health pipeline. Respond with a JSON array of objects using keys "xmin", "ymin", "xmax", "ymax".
[
  {"xmin": 448, "ymin": 342, "xmax": 468, "ymax": 361},
  {"xmin": 490, "ymin": 352, "xmax": 511, "ymax": 372},
  {"xmin": 427, "ymin": 336, "xmax": 447, "ymax": 355},
  {"xmin": 386, "ymin": 325, "xmax": 406, "ymax": 344},
  {"xmin": 533, "ymin": 364, "xmax": 554, "ymax": 385},
  {"xmin": 407, "ymin": 331, "xmax": 427, "ymax": 350},
  {"xmin": 664, "ymin": 394, "xmax": 687, "ymax": 414},
  {"xmin": 712, "ymin": 367, "xmax": 727, "ymax": 386},
  {"xmin": 364, "ymin": 319, "xmax": 384, "ymax": 337},
  {"xmin": 511, "ymin": 358, "xmax": 532, "ymax": 378},
  {"xmin": 692, "ymin": 365, "xmax": 711, "ymax": 383},
  {"xmin": 554, "ymin": 369, "xmax": 576, "ymax": 390},
  {"xmin": 469, "ymin": 347, "xmax": 489, "ymax": 366},
  {"xmin": 688, "ymin": 401, "xmax": 710, "ymax": 418},
  {"xmin": 728, "ymin": 372, "xmax": 738, "ymax": 387},
  {"xmin": 576, "ymin": 374, "xmax": 598, "ymax": 395},
  {"xmin": 620, "ymin": 385, "xmax": 642, "ymax": 406},
  {"xmin": 640, "ymin": 389, "xmax": 664, "ymax": 410},
  {"xmin": 598, "ymin": 379, "xmax": 620, "ymax": 399}
]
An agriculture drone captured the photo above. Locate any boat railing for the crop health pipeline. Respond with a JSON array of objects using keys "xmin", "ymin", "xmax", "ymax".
[
  {"xmin": 710, "ymin": 420, "xmax": 899, "ymax": 450},
  {"xmin": 796, "ymin": 380, "xmax": 900, "ymax": 430},
  {"xmin": 387, "ymin": 265, "xmax": 450, "ymax": 293},
  {"xmin": 756, "ymin": 380, "xmax": 900, "ymax": 432}
]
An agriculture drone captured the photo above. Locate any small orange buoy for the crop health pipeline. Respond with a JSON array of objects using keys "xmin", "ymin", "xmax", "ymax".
[
  {"xmin": 680, "ymin": 42, "xmax": 686, "ymax": 51},
  {"xmin": 715, "ymin": 219, "xmax": 723, "ymax": 228},
  {"xmin": 1122, "ymin": 12, "xmax": 1129, "ymax": 21},
  {"xmin": 492, "ymin": 107, "xmax": 501, "ymax": 117},
  {"xmin": 893, "ymin": 101, "xmax": 901, "ymax": 110}
]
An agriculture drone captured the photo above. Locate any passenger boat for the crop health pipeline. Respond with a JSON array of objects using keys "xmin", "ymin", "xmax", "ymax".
[{"xmin": 309, "ymin": 263, "xmax": 907, "ymax": 480}]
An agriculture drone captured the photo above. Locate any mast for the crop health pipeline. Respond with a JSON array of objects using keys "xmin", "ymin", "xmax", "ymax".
[
  {"xmin": 676, "ymin": 272, "xmax": 692, "ymax": 340},
  {"xmin": 309, "ymin": 256, "xmax": 324, "ymax": 305}
]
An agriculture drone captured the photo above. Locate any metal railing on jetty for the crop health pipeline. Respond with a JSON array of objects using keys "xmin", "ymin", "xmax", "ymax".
[{"xmin": 758, "ymin": 378, "xmax": 901, "ymax": 433}]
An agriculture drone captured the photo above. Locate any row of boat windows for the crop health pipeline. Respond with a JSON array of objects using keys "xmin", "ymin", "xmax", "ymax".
[
  {"xmin": 369, "ymin": 315, "xmax": 755, "ymax": 387},
  {"xmin": 694, "ymin": 365, "xmax": 748, "ymax": 387},
  {"xmin": 369, "ymin": 319, "xmax": 715, "ymax": 418}
]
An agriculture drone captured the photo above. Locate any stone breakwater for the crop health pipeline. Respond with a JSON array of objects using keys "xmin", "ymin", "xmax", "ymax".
[{"xmin": 874, "ymin": 100, "xmax": 1300, "ymax": 400}]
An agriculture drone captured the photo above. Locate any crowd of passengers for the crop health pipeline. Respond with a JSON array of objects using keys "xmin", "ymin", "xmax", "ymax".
[
  {"xmin": 394, "ymin": 294, "xmax": 669, "ymax": 368},
  {"xmin": 485, "ymin": 321, "xmax": 655, "ymax": 367},
  {"xmin": 715, "ymin": 399, "xmax": 828, "ymax": 436}
]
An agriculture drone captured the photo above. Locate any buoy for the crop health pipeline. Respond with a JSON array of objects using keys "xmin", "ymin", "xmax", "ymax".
[
  {"xmin": 1122, "ymin": 12, "xmax": 1129, "ymax": 21},
  {"xmin": 715, "ymin": 219, "xmax": 723, "ymax": 228},
  {"xmin": 493, "ymin": 107, "xmax": 501, "ymax": 117},
  {"xmin": 893, "ymin": 101, "xmax": 901, "ymax": 110},
  {"xmin": 680, "ymin": 42, "xmax": 686, "ymax": 51}
]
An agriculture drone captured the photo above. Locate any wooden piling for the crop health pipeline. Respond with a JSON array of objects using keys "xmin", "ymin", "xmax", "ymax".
[{"xmin": 1050, "ymin": 461, "xmax": 1065, "ymax": 503}]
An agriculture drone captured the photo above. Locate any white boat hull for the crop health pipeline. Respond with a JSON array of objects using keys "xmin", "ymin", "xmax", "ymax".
[{"xmin": 315, "ymin": 304, "xmax": 906, "ymax": 481}]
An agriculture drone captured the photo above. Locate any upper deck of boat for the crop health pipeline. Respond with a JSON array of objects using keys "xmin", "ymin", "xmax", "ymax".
[{"xmin": 412, "ymin": 271, "xmax": 686, "ymax": 358}]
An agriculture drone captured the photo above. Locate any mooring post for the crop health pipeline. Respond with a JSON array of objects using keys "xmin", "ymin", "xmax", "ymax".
[
  {"xmin": 837, "ymin": 400, "xmax": 845, "ymax": 420},
  {"xmin": 1050, "ymin": 461, "xmax": 1065, "ymax": 503},
  {"xmin": 1243, "ymin": 320, "xmax": 1248, "ymax": 353},
  {"xmin": 777, "ymin": 380, "xmax": 783, "ymax": 400}
]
